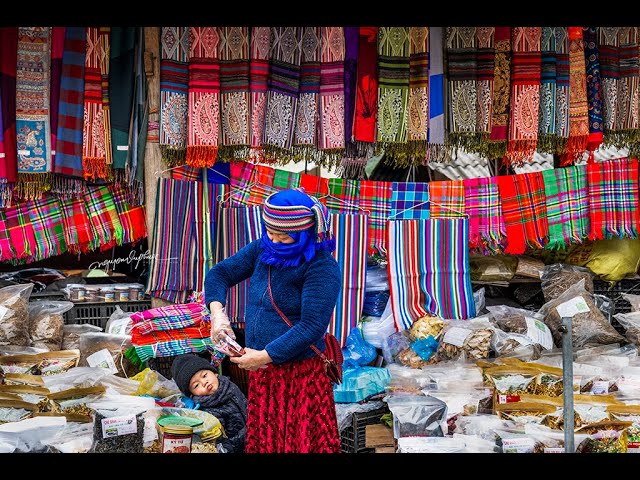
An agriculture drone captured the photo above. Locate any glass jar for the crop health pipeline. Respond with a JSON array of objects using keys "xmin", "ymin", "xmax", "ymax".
[
  {"xmin": 129, "ymin": 285, "xmax": 143, "ymax": 301},
  {"xmin": 69, "ymin": 286, "xmax": 86, "ymax": 302},
  {"xmin": 101, "ymin": 287, "xmax": 115, "ymax": 303},
  {"xmin": 160, "ymin": 424, "xmax": 193, "ymax": 453},
  {"xmin": 114, "ymin": 286, "xmax": 129, "ymax": 302}
]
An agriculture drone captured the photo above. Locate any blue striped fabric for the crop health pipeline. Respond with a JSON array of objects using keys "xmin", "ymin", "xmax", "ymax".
[{"xmin": 391, "ymin": 182, "xmax": 430, "ymax": 220}]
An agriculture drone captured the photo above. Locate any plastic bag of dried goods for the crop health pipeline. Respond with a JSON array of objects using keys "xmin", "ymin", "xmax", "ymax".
[
  {"xmin": 429, "ymin": 319, "xmax": 495, "ymax": 364},
  {"xmin": 28, "ymin": 301, "xmax": 74, "ymax": 351},
  {"xmin": 78, "ymin": 332, "xmax": 137, "ymax": 378},
  {"xmin": 0, "ymin": 284, "xmax": 34, "ymax": 347},
  {"xmin": 540, "ymin": 263, "xmax": 594, "ymax": 302},
  {"xmin": 384, "ymin": 394, "xmax": 447, "ymax": 439}
]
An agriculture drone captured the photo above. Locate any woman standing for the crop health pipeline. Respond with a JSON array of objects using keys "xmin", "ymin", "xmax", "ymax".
[{"xmin": 205, "ymin": 188, "xmax": 342, "ymax": 453}]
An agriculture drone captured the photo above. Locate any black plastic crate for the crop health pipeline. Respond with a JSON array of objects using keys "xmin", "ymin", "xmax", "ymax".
[
  {"xmin": 340, "ymin": 405, "xmax": 389, "ymax": 453},
  {"xmin": 63, "ymin": 299, "xmax": 152, "ymax": 329},
  {"xmin": 594, "ymin": 277, "xmax": 640, "ymax": 334}
]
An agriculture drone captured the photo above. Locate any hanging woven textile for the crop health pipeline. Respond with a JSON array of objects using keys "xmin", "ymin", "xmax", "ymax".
[
  {"xmin": 207, "ymin": 161, "xmax": 230, "ymax": 185},
  {"xmin": 476, "ymin": 28, "xmax": 495, "ymax": 155},
  {"xmin": 229, "ymin": 160, "xmax": 255, "ymax": 206},
  {"xmin": 505, "ymin": 27, "xmax": 541, "ymax": 166},
  {"xmin": 537, "ymin": 27, "xmax": 558, "ymax": 153},
  {"xmin": 428, "ymin": 180, "xmax": 465, "ymax": 218},
  {"xmin": 599, "ymin": 28, "xmax": 620, "ymax": 144},
  {"xmin": 248, "ymin": 27, "xmax": 272, "ymax": 163},
  {"xmin": 377, "ymin": 27, "xmax": 410, "ymax": 163},
  {"xmin": 5, "ymin": 203, "xmax": 35, "ymax": 263},
  {"xmin": 403, "ymin": 27, "xmax": 429, "ymax": 166},
  {"xmin": 84, "ymin": 185, "xmax": 124, "ymax": 251},
  {"xmin": 326, "ymin": 178, "xmax": 360, "ymax": 214},
  {"xmin": 126, "ymin": 27, "xmax": 147, "ymax": 206},
  {"xmin": 614, "ymin": 28, "xmax": 640, "ymax": 149},
  {"xmin": 463, "ymin": 176, "xmax": 506, "ymax": 254},
  {"xmin": 110, "ymin": 183, "xmax": 147, "ymax": 245},
  {"xmin": 160, "ymin": 27, "xmax": 190, "ymax": 166},
  {"xmin": 583, "ymin": 27, "xmax": 604, "ymax": 155},
  {"xmin": 561, "ymin": 27, "xmax": 590, "ymax": 165},
  {"xmin": 82, "ymin": 27, "xmax": 112, "ymax": 181},
  {"xmin": 427, "ymin": 26, "xmax": 447, "ymax": 162},
  {"xmin": 187, "ymin": 27, "xmax": 221, "ymax": 168},
  {"xmin": 329, "ymin": 213, "xmax": 368, "ymax": 348},
  {"xmin": 387, "ymin": 217, "xmax": 476, "ymax": 331},
  {"xmin": 218, "ymin": 27, "xmax": 250, "ymax": 160},
  {"xmin": 498, "ymin": 172, "xmax": 549, "ymax": 255},
  {"xmin": 343, "ymin": 27, "xmax": 359, "ymax": 154},
  {"xmin": 272, "ymin": 167, "xmax": 301, "ymax": 190},
  {"xmin": 262, "ymin": 27, "xmax": 303, "ymax": 162},
  {"xmin": 171, "ymin": 165, "xmax": 200, "ymax": 181},
  {"xmin": 359, "ymin": 180, "xmax": 392, "ymax": 255},
  {"xmin": 60, "ymin": 197, "xmax": 92, "ymax": 255},
  {"xmin": 49, "ymin": 28, "xmax": 65, "ymax": 173},
  {"xmin": 192, "ymin": 178, "xmax": 209, "ymax": 293},
  {"xmin": 147, "ymin": 178, "xmax": 195, "ymax": 303},
  {"xmin": 488, "ymin": 27, "xmax": 511, "ymax": 160},
  {"xmin": 15, "ymin": 27, "xmax": 53, "ymax": 200},
  {"xmin": 299, "ymin": 172, "xmax": 329, "ymax": 199},
  {"xmin": 28, "ymin": 196, "xmax": 67, "ymax": 261},
  {"xmin": 0, "ymin": 210, "xmax": 15, "ymax": 262},
  {"xmin": 293, "ymin": 27, "xmax": 321, "ymax": 157},
  {"xmin": 554, "ymin": 28, "xmax": 570, "ymax": 154},
  {"xmin": 542, "ymin": 165, "xmax": 590, "ymax": 250},
  {"xmin": 214, "ymin": 203, "xmax": 262, "ymax": 329},
  {"xmin": 245, "ymin": 164, "xmax": 276, "ymax": 206},
  {"xmin": 0, "ymin": 27, "xmax": 18, "ymax": 205},
  {"xmin": 53, "ymin": 27, "xmax": 86, "ymax": 197},
  {"xmin": 587, "ymin": 157, "xmax": 640, "ymax": 240},
  {"xmin": 391, "ymin": 181, "xmax": 430, "ymax": 220},
  {"xmin": 317, "ymin": 26, "xmax": 345, "ymax": 167},
  {"xmin": 446, "ymin": 27, "xmax": 480, "ymax": 154}
]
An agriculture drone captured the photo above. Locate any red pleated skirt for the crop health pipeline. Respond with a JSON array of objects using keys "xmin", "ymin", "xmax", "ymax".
[{"xmin": 244, "ymin": 355, "xmax": 341, "ymax": 453}]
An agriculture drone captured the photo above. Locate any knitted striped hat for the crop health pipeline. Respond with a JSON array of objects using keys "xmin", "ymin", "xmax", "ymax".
[{"xmin": 262, "ymin": 188, "xmax": 333, "ymax": 243}]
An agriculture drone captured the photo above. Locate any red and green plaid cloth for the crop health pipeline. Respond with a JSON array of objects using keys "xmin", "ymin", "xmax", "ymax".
[
  {"xmin": 229, "ymin": 160, "xmax": 255, "ymax": 206},
  {"xmin": 131, "ymin": 324, "xmax": 211, "ymax": 346},
  {"xmin": 359, "ymin": 180, "xmax": 392, "ymax": 255},
  {"xmin": 246, "ymin": 164, "xmax": 277, "ymax": 206},
  {"xmin": 326, "ymin": 178, "xmax": 360, "ymax": 214},
  {"xmin": 587, "ymin": 157, "xmax": 640, "ymax": 240},
  {"xmin": 428, "ymin": 180, "xmax": 465, "ymax": 218},
  {"xmin": 4, "ymin": 203, "xmax": 35, "ymax": 262},
  {"xmin": 28, "ymin": 196, "xmax": 67, "ymax": 261},
  {"xmin": 463, "ymin": 177, "xmax": 506, "ymax": 254},
  {"xmin": 299, "ymin": 173, "xmax": 329, "ymax": 200},
  {"xmin": 60, "ymin": 197, "xmax": 93, "ymax": 254},
  {"xmin": 498, "ymin": 171, "xmax": 549, "ymax": 254},
  {"xmin": 84, "ymin": 185, "xmax": 124, "ymax": 251},
  {"xmin": 272, "ymin": 168, "xmax": 301, "ymax": 190},
  {"xmin": 542, "ymin": 165, "xmax": 590, "ymax": 250},
  {"xmin": 0, "ymin": 210, "xmax": 15, "ymax": 262},
  {"xmin": 110, "ymin": 183, "xmax": 147, "ymax": 244}
]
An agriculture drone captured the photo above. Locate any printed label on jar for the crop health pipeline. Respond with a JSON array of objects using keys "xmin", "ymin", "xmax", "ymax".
[
  {"xmin": 442, "ymin": 327, "xmax": 472, "ymax": 347},
  {"xmin": 101, "ymin": 414, "xmax": 137, "ymax": 438},
  {"xmin": 162, "ymin": 437, "xmax": 192, "ymax": 453}
]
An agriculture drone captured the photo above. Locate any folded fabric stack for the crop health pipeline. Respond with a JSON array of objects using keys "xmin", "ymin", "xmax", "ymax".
[{"xmin": 130, "ymin": 301, "xmax": 224, "ymax": 365}]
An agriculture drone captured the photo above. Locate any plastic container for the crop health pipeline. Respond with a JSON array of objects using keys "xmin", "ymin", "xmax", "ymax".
[
  {"xmin": 129, "ymin": 285, "xmax": 143, "ymax": 301},
  {"xmin": 69, "ymin": 286, "xmax": 86, "ymax": 302},
  {"xmin": 84, "ymin": 288, "xmax": 99, "ymax": 302},
  {"xmin": 159, "ymin": 423, "xmax": 193, "ymax": 453},
  {"xmin": 114, "ymin": 286, "xmax": 130, "ymax": 302},
  {"xmin": 101, "ymin": 287, "xmax": 115, "ymax": 303}
]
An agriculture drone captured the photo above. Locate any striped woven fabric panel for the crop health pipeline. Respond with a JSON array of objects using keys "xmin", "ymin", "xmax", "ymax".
[
  {"xmin": 616, "ymin": 27, "xmax": 640, "ymax": 132},
  {"xmin": 130, "ymin": 302, "xmax": 207, "ymax": 323},
  {"xmin": 598, "ymin": 27, "xmax": 620, "ymax": 132},
  {"xmin": 408, "ymin": 27, "xmax": 429, "ymax": 144},
  {"xmin": 329, "ymin": 213, "xmax": 368, "ymax": 347},
  {"xmin": 131, "ymin": 325, "xmax": 211, "ymax": 346},
  {"xmin": 318, "ymin": 27, "xmax": 345, "ymax": 150},
  {"xmin": 463, "ymin": 176, "xmax": 505, "ymax": 254},
  {"xmin": 294, "ymin": 26, "xmax": 320, "ymax": 148},
  {"xmin": 587, "ymin": 157, "xmax": 640, "ymax": 240},
  {"xmin": 326, "ymin": 178, "xmax": 360, "ymax": 214},
  {"xmin": 428, "ymin": 180, "xmax": 465, "ymax": 218},
  {"xmin": 475, "ymin": 27, "xmax": 494, "ymax": 136},
  {"xmin": 555, "ymin": 27, "xmax": 570, "ymax": 141},
  {"xmin": 134, "ymin": 338, "xmax": 216, "ymax": 362},
  {"xmin": 249, "ymin": 27, "xmax": 272, "ymax": 152},
  {"xmin": 446, "ymin": 27, "xmax": 478, "ymax": 139},
  {"xmin": 391, "ymin": 181, "xmax": 430, "ymax": 220},
  {"xmin": 359, "ymin": 180, "xmax": 392, "ymax": 255},
  {"xmin": 387, "ymin": 218, "xmax": 476, "ymax": 330},
  {"xmin": 538, "ymin": 27, "xmax": 557, "ymax": 139}
]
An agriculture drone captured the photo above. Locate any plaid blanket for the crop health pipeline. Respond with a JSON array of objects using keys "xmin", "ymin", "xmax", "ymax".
[
  {"xmin": 110, "ymin": 183, "xmax": 147, "ymax": 244},
  {"xmin": 60, "ymin": 197, "xmax": 93, "ymax": 254},
  {"xmin": 542, "ymin": 165, "xmax": 590, "ymax": 250},
  {"xmin": 272, "ymin": 168, "xmax": 301, "ymax": 190},
  {"xmin": 463, "ymin": 176, "xmax": 506, "ymax": 254},
  {"xmin": 28, "ymin": 196, "xmax": 67, "ymax": 261},
  {"xmin": 229, "ymin": 160, "xmax": 255, "ymax": 206},
  {"xmin": 131, "ymin": 302, "xmax": 207, "ymax": 323},
  {"xmin": 428, "ymin": 180, "xmax": 465, "ymax": 218},
  {"xmin": 587, "ymin": 157, "xmax": 640, "ymax": 240},
  {"xmin": 299, "ymin": 173, "xmax": 329, "ymax": 200},
  {"xmin": 5, "ymin": 203, "xmax": 35, "ymax": 263},
  {"xmin": 246, "ymin": 164, "xmax": 277, "ymax": 206},
  {"xmin": 134, "ymin": 338, "xmax": 216, "ymax": 361},
  {"xmin": 326, "ymin": 178, "xmax": 360, "ymax": 215},
  {"xmin": 391, "ymin": 181, "xmax": 430, "ymax": 220},
  {"xmin": 359, "ymin": 180, "xmax": 392, "ymax": 255},
  {"xmin": 84, "ymin": 185, "xmax": 124, "ymax": 251},
  {"xmin": 0, "ymin": 209, "xmax": 15, "ymax": 262},
  {"xmin": 498, "ymin": 172, "xmax": 549, "ymax": 254},
  {"xmin": 131, "ymin": 325, "xmax": 211, "ymax": 347}
]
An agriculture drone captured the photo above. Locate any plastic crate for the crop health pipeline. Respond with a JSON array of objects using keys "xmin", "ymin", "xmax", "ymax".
[
  {"xmin": 340, "ymin": 405, "xmax": 389, "ymax": 453},
  {"xmin": 63, "ymin": 300, "xmax": 152, "ymax": 329},
  {"xmin": 593, "ymin": 277, "xmax": 640, "ymax": 334}
]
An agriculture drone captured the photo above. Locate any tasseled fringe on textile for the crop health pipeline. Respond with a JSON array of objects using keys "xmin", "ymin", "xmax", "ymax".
[
  {"xmin": 217, "ymin": 144, "xmax": 251, "ymax": 163},
  {"xmin": 544, "ymin": 237, "xmax": 570, "ymax": 251},
  {"xmin": 339, "ymin": 157, "xmax": 368, "ymax": 180},
  {"xmin": 425, "ymin": 143, "xmax": 451, "ymax": 163},
  {"xmin": 83, "ymin": 157, "xmax": 110, "ymax": 181},
  {"xmin": 486, "ymin": 141, "xmax": 507, "ymax": 161},
  {"xmin": 560, "ymin": 135, "xmax": 589, "ymax": 166},
  {"xmin": 469, "ymin": 232, "xmax": 506, "ymax": 256},
  {"xmin": 345, "ymin": 140, "xmax": 374, "ymax": 159},
  {"xmin": 289, "ymin": 145, "xmax": 345, "ymax": 169},
  {"xmin": 587, "ymin": 132, "xmax": 604, "ymax": 154},
  {"xmin": 447, "ymin": 132, "xmax": 490, "ymax": 157},
  {"xmin": 537, "ymin": 133, "xmax": 560, "ymax": 154},
  {"xmin": 113, "ymin": 169, "xmax": 145, "ymax": 206},
  {"xmin": 378, "ymin": 141, "xmax": 429, "ymax": 168},
  {"xmin": 590, "ymin": 226, "xmax": 639, "ymax": 242},
  {"xmin": 503, "ymin": 140, "xmax": 538, "ymax": 166},
  {"xmin": 503, "ymin": 233, "xmax": 527, "ymax": 255},
  {"xmin": 160, "ymin": 145, "xmax": 187, "ymax": 167},
  {"xmin": 67, "ymin": 242, "xmax": 92, "ymax": 256},
  {"xmin": 14, "ymin": 172, "xmax": 52, "ymax": 201},
  {"xmin": 0, "ymin": 180, "xmax": 14, "ymax": 209},
  {"xmin": 51, "ymin": 176, "xmax": 86, "ymax": 200},
  {"xmin": 603, "ymin": 128, "xmax": 640, "ymax": 149},
  {"xmin": 186, "ymin": 145, "xmax": 218, "ymax": 168}
]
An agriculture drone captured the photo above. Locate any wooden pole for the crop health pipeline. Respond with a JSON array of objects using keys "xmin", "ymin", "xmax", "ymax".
[{"xmin": 143, "ymin": 27, "xmax": 171, "ymax": 308}]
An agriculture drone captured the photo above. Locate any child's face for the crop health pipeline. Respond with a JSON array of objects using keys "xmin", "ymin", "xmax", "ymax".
[{"xmin": 189, "ymin": 369, "xmax": 219, "ymax": 396}]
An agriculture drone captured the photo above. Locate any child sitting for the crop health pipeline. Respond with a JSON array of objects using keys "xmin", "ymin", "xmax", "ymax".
[{"xmin": 171, "ymin": 354, "xmax": 247, "ymax": 453}]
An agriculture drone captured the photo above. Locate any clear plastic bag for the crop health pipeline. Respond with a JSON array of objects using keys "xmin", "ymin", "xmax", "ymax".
[
  {"xmin": 384, "ymin": 394, "xmax": 448, "ymax": 439},
  {"xmin": 538, "ymin": 279, "xmax": 625, "ymax": 348},
  {"xmin": 40, "ymin": 421, "xmax": 93, "ymax": 453},
  {"xmin": 28, "ymin": 300, "xmax": 73, "ymax": 351},
  {"xmin": 454, "ymin": 414, "xmax": 517, "ymax": 442},
  {"xmin": 430, "ymin": 319, "xmax": 495, "ymax": 363},
  {"xmin": 540, "ymin": 263, "xmax": 594, "ymax": 302},
  {"xmin": 0, "ymin": 284, "xmax": 34, "ymax": 347},
  {"xmin": 622, "ymin": 293, "xmax": 640, "ymax": 313},
  {"xmin": 614, "ymin": 311, "xmax": 640, "ymax": 346},
  {"xmin": 0, "ymin": 350, "xmax": 79, "ymax": 376},
  {"xmin": 342, "ymin": 326, "xmax": 377, "ymax": 369},
  {"xmin": 104, "ymin": 306, "xmax": 134, "ymax": 336},
  {"xmin": 61, "ymin": 324, "xmax": 103, "ymax": 351},
  {"xmin": 130, "ymin": 368, "xmax": 180, "ymax": 399},
  {"xmin": 78, "ymin": 332, "xmax": 137, "ymax": 378},
  {"xmin": 0, "ymin": 415, "xmax": 67, "ymax": 453}
]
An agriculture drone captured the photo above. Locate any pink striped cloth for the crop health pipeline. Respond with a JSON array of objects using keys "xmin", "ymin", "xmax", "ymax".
[{"xmin": 130, "ymin": 302, "xmax": 207, "ymax": 323}]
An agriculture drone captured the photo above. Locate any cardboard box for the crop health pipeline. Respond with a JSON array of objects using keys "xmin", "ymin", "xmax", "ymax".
[
  {"xmin": 365, "ymin": 424, "xmax": 395, "ymax": 449},
  {"xmin": 374, "ymin": 446, "xmax": 396, "ymax": 453}
]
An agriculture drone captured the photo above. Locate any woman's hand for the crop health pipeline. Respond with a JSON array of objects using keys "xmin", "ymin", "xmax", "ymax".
[
  {"xmin": 230, "ymin": 348, "xmax": 272, "ymax": 371},
  {"xmin": 209, "ymin": 302, "xmax": 235, "ymax": 343}
]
